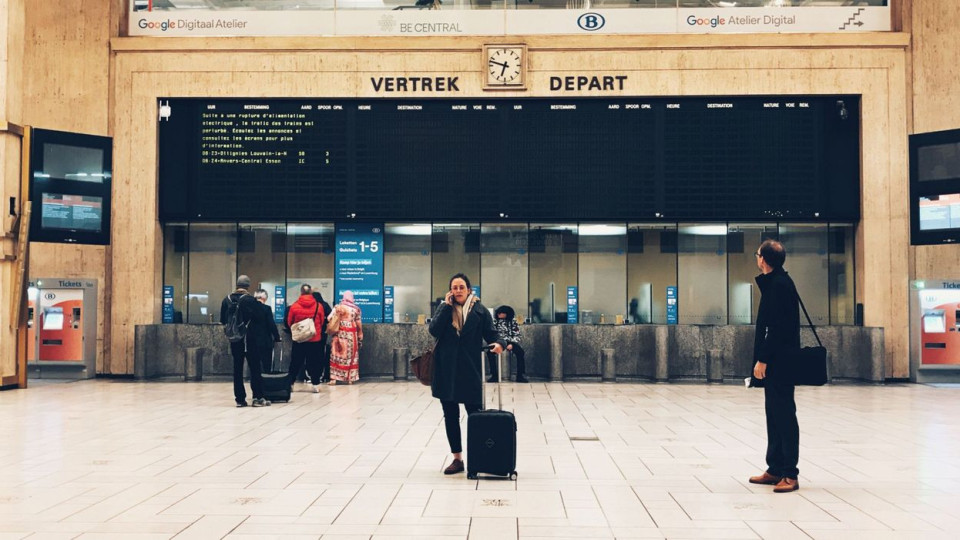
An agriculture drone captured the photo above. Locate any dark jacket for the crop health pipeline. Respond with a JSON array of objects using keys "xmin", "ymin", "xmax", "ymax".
[
  {"xmin": 286, "ymin": 294, "xmax": 325, "ymax": 343},
  {"xmin": 429, "ymin": 300, "xmax": 505, "ymax": 405},
  {"xmin": 312, "ymin": 292, "xmax": 332, "ymax": 345},
  {"xmin": 754, "ymin": 267, "xmax": 801, "ymax": 372},
  {"xmin": 220, "ymin": 291, "xmax": 276, "ymax": 351}
]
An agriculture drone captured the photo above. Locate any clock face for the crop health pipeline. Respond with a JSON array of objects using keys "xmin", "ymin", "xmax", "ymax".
[{"xmin": 488, "ymin": 48, "xmax": 523, "ymax": 85}]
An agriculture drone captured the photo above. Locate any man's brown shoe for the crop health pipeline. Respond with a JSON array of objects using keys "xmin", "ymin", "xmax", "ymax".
[
  {"xmin": 444, "ymin": 458, "xmax": 464, "ymax": 475},
  {"xmin": 748, "ymin": 472, "xmax": 782, "ymax": 485},
  {"xmin": 773, "ymin": 477, "xmax": 799, "ymax": 493}
]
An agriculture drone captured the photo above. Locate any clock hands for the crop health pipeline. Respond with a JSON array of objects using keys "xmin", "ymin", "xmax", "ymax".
[{"xmin": 489, "ymin": 59, "xmax": 511, "ymax": 79}]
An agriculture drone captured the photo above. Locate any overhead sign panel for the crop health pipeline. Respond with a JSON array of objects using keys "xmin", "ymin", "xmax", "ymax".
[{"xmin": 129, "ymin": 6, "xmax": 890, "ymax": 36}]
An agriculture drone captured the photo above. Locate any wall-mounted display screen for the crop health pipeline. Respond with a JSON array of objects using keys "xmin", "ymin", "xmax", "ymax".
[
  {"xmin": 158, "ymin": 96, "xmax": 861, "ymax": 223},
  {"xmin": 29, "ymin": 128, "xmax": 112, "ymax": 245},
  {"xmin": 910, "ymin": 127, "xmax": 960, "ymax": 245}
]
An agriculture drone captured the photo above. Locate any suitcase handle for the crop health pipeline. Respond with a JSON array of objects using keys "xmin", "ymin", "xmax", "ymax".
[{"xmin": 480, "ymin": 344, "xmax": 502, "ymax": 411}]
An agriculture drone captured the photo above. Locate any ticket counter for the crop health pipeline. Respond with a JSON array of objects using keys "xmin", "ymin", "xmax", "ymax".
[{"xmin": 26, "ymin": 278, "xmax": 98, "ymax": 379}]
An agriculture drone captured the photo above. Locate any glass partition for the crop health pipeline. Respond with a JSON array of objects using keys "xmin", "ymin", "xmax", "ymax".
[
  {"xmin": 385, "ymin": 223, "xmax": 432, "ymax": 322},
  {"xmin": 162, "ymin": 223, "xmax": 188, "ymax": 323},
  {"xmin": 238, "ymin": 223, "xmax": 286, "ymax": 319},
  {"xmin": 627, "ymin": 224, "xmax": 677, "ymax": 324},
  {"xmin": 286, "ymin": 223, "xmax": 335, "ymax": 307},
  {"xmin": 528, "ymin": 224, "xmax": 577, "ymax": 323},
  {"xmin": 779, "ymin": 223, "xmax": 829, "ymax": 325},
  {"xmin": 187, "ymin": 223, "xmax": 237, "ymax": 323},
  {"xmin": 727, "ymin": 223, "xmax": 778, "ymax": 325},
  {"xmin": 828, "ymin": 223, "xmax": 856, "ymax": 325},
  {"xmin": 481, "ymin": 223, "xmax": 529, "ymax": 321},
  {"xmin": 432, "ymin": 224, "xmax": 481, "ymax": 313},
  {"xmin": 678, "ymin": 224, "xmax": 727, "ymax": 325},
  {"xmin": 579, "ymin": 224, "xmax": 627, "ymax": 324}
]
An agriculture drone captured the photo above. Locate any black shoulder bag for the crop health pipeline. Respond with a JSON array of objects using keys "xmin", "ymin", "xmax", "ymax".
[{"xmin": 794, "ymin": 292, "xmax": 829, "ymax": 386}]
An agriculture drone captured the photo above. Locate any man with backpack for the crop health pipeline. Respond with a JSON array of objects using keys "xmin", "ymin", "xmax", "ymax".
[{"xmin": 220, "ymin": 275, "xmax": 270, "ymax": 408}]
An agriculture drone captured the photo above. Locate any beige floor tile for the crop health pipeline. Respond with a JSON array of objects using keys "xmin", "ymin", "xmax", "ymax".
[{"xmin": 5, "ymin": 381, "xmax": 960, "ymax": 540}]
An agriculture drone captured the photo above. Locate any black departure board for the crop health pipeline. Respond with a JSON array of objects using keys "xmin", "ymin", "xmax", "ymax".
[{"xmin": 158, "ymin": 96, "xmax": 860, "ymax": 222}]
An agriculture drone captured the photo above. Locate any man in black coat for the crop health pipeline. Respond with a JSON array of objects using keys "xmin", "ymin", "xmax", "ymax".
[
  {"xmin": 252, "ymin": 289, "xmax": 281, "ymax": 374},
  {"xmin": 749, "ymin": 240, "xmax": 801, "ymax": 493},
  {"xmin": 220, "ymin": 275, "xmax": 270, "ymax": 407}
]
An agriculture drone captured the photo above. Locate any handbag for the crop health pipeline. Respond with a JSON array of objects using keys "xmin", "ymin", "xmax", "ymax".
[
  {"xmin": 410, "ymin": 341, "xmax": 438, "ymax": 386},
  {"xmin": 291, "ymin": 304, "xmax": 319, "ymax": 343},
  {"xmin": 326, "ymin": 308, "xmax": 341, "ymax": 336},
  {"xmin": 793, "ymin": 292, "xmax": 829, "ymax": 386}
]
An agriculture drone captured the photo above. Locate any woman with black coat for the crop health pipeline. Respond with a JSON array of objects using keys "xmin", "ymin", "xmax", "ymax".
[{"xmin": 429, "ymin": 273, "xmax": 504, "ymax": 475}]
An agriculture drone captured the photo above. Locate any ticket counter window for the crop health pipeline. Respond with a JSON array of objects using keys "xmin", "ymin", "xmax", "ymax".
[
  {"xmin": 286, "ymin": 223, "xmax": 335, "ymax": 307},
  {"xmin": 187, "ymin": 223, "xmax": 237, "ymax": 323},
  {"xmin": 528, "ymin": 224, "xmax": 577, "ymax": 323},
  {"xmin": 432, "ymin": 224, "xmax": 480, "ymax": 310},
  {"xmin": 780, "ymin": 223, "xmax": 829, "ymax": 326},
  {"xmin": 579, "ymin": 224, "xmax": 626, "ymax": 324},
  {"xmin": 727, "ymin": 224, "xmax": 778, "ymax": 325},
  {"xmin": 385, "ymin": 223, "xmax": 431, "ymax": 322},
  {"xmin": 627, "ymin": 224, "xmax": 677, "ymax": 324},
  {"xmin": 238, "ymin": 223, "xmax": 286, "ymax": 318},
  {"xmin": 678, "ymin": 224, "xmax": 727, "ymax": 325},
  {"xmin": 162, "ymin": 223, "xmax": 188, "ymax": 323},
  {"xmin": 828, "ymin": 223, "xmax": 856, "ymax": 325},
  {"xmin": 481, "ymin": 223, "xmax": 528, "ymax": 321}
]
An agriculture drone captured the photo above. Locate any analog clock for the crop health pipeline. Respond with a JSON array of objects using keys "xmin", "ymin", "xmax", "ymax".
[{"xmin": 483, "ymin": 45, "xmax": 526, "ymax": 90}]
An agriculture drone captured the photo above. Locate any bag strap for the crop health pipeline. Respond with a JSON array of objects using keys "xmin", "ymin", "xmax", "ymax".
[{"xmin": 795, "ymin": 288, "xmax": 823, "ymax": 348}]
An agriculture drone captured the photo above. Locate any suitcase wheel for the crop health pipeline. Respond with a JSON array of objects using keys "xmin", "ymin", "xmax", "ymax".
[
  {"xmin": 510, "ymin": 471, "xmax": 518, "ymax": 481},
  {"xmin": 467, "ymin": 471, "xmax": 478, "ymax": 480}
]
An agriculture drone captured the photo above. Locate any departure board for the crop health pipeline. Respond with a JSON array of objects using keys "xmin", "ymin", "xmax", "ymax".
[{"xmin": 158, "ymin": 96, "xmax": 860, "ymax": 222}]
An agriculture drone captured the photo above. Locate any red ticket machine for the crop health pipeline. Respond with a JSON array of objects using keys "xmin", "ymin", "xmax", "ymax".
[
  {"xmin": 920, "ymin": 303, "xmax": 960, "ymax": 365},
  {"xmin": 27, "ymin": 279, "xmax": 97, "ymax": 379}
]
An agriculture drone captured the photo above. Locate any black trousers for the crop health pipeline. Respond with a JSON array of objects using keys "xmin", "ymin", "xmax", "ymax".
[
  {"xmin": 764, "ymin": 379, "xmax": 800, "ymax": 479},
  {"xmin": 296, "ymin": 340, "xmax": 330, "ymax": 382},
  {"xmin": 487, "ymin": 343, "xmax": 526, "ymax": 379},
  {"xmin": 231, "ymin": 340, "xmax": 264, "ymax": 402},
  {"xmin": 288, "ymin": 341, "xmax": 323, "ymax": 385},
  {"xmin": 440, "ymin": 400, "xmax": 481, "ymax": 454}
]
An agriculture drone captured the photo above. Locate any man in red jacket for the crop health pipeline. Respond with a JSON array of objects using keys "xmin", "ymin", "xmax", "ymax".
[{"xmin": 286, "ymin": 284, "xmax": 326, "ymax": 392}]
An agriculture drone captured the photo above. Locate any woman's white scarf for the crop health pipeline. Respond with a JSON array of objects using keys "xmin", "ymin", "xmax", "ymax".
[{"xmin": 452, "ymin": 294, "xmax": 478, "ymax": 335}]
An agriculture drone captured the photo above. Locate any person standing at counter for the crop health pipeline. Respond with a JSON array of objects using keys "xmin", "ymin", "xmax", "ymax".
[
  {"xmin": 220, "ymin": 275, "xmax": 269, "ymax": 408},
  {"xmin": 328, "ymin": 291, "xmax": 362, "ymax": 385},
  {"xmin": 286, "ymin": 284, "xmax": 325, "ymax": 393},
  {"xmin": 429, "ymin": 273, "xmax": 504, "ymax": 475}
]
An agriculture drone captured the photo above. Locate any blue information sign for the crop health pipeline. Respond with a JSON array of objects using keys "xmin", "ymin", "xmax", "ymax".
[
  {"xmin": 162, "ymin": 286, "xmax": 174, "ymax": 323},
  {"xmin": 666, "ymin": 286, "xmax": 678, "ymax": 325},
  {"xmin": 472, "ymin": 285, "xmax": 480, "ymax": 298},
  {"xmin": 384, "ymin": 286, "xmax": 394, "ymax": 323},
  {"xmin": 567, "ymin": 286, "xmax": 578, "ymax": 324},
  {"xmin": 274, "ymin": 286, "xmax": 286, "ymax": 324},
  {"xmin": 335, "ymin": 223, "xmax": 384, "ymax": 323}
]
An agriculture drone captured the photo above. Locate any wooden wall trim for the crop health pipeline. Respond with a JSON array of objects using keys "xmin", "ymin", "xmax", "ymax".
[{"xmin": 111, "ymin": 32, "xmax": 911, "ymax": 54}]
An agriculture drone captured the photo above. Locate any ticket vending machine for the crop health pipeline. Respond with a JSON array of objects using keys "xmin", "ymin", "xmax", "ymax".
[
  {"xmin": 26, "ymin": 278, "xmax": 97, "ymax": 380},
  {"xmin": 910, "ymin": 280, "xmax": 960, "ymax": 383}
]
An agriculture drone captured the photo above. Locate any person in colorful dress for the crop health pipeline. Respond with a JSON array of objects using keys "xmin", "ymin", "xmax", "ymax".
[{"xmin": 328, "ymin": 290, "xmax": 363, "ymax": 385}]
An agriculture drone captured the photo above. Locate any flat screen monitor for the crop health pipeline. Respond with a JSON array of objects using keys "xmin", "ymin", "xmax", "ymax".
[
  {"xmin": 910, "ymin": 127, "xmax": 960, "ymax": 245},
  {"xmin": 29, "ymin": 127, "xmax": 112, "ymax": 245}
]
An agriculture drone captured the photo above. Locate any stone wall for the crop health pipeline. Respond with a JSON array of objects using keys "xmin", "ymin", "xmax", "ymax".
[{"xmin": 135, "ymin": 323, "xmax": 884, "ymax": 383}]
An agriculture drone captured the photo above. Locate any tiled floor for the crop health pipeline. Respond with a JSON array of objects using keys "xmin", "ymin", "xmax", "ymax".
[{"xmin": 2, "ymin": 380, "xmax": 960, "ymax": 540}]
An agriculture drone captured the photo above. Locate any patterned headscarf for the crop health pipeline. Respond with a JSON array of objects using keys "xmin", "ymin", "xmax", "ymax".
[{"xmin": 452, "ymin": 294, "xmax": 479, "ymax": 335}]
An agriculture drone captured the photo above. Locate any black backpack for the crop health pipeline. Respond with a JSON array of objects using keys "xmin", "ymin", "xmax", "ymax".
[{"xmin": 223, "ymin": 294, "xmax": 248, "ymax": 343}]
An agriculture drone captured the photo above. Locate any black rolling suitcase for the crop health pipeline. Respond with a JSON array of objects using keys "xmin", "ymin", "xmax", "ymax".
[
  {"xmin": 261, "ymin": 344, "xmax": 291, "ymax": 403},
  {"xmin": 467, "ymin": 346, "xmax": 518, "ymax": 480}
]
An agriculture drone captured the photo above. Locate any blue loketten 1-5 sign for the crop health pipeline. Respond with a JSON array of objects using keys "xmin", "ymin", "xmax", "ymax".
[{"xmin": 335, "ymin": 223, "xmax": 384, "ymax": 323}]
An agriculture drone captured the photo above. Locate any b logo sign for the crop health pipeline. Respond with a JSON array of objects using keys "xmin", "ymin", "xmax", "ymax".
[{"xmin": 577, "ymin": 12, "xmax": 605, "ymax": 31}]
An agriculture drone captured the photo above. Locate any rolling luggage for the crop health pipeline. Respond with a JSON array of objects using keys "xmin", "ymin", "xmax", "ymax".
[
  {"xmin": 261, "ymin": 344, "xmax": 291, "ymax": 403},
  {"xmin": 467, "ymin": 346, "xmax": 518, "ymax": 480}
]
